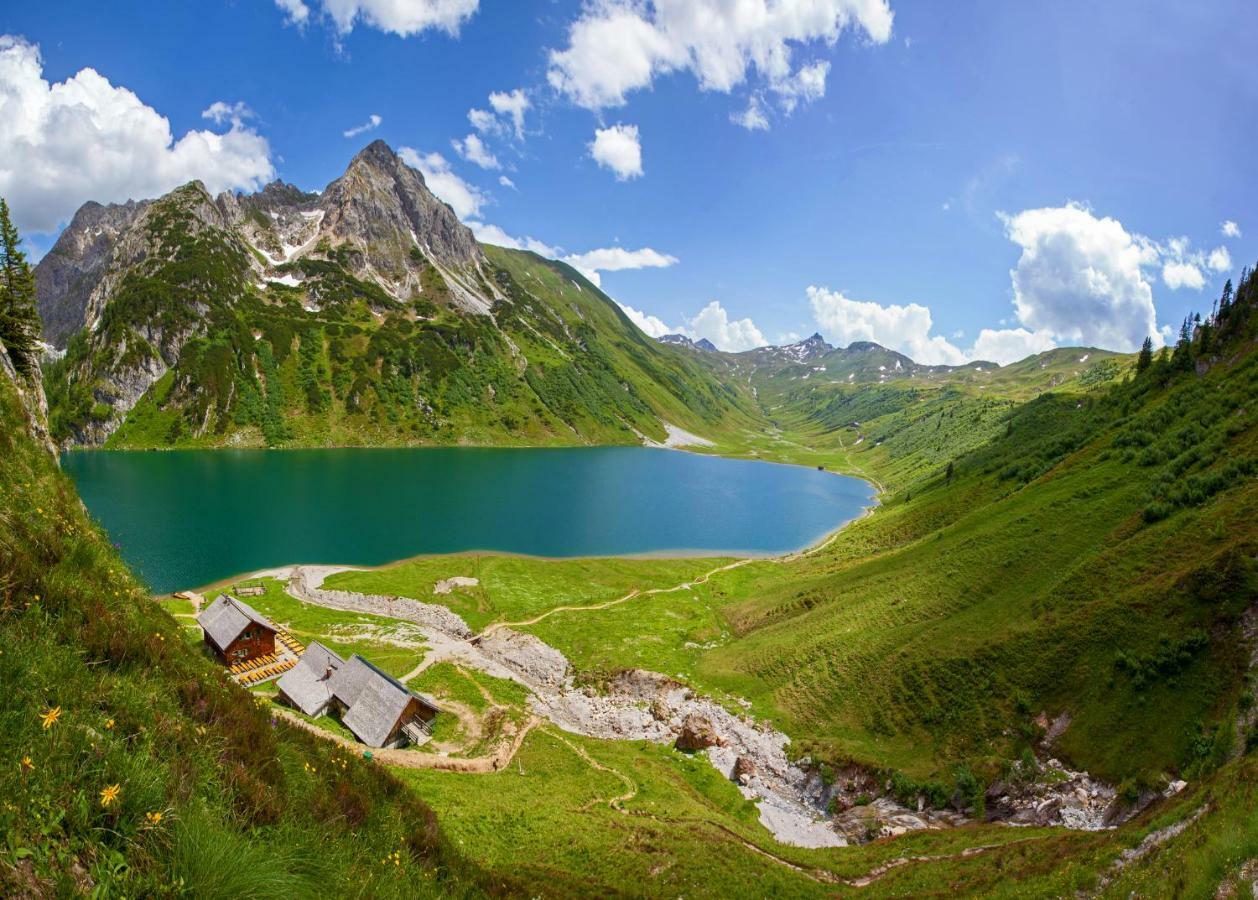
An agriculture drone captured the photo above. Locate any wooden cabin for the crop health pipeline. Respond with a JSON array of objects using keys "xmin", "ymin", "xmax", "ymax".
[
  {"xmin": 196, "ymin": 594, "xmax": 278, "ymax": 664},
  {"xmin": 278, "ymin": 645, "xmax": 439, "ymax": 748}
]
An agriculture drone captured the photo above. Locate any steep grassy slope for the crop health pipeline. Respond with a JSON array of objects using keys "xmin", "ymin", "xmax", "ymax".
[{"xmin": 0, "ymin": 359, "xmax": 507, "ymax": 897}]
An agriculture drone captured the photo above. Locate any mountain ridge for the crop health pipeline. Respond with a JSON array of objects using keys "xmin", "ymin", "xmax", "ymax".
[{"xmin": 37, "ymin": 142, "xmax": 760, "ymax": 448}]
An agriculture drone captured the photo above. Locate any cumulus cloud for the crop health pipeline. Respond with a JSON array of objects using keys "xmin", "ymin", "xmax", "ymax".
[
  {"xmin": 451, "ymin": 133, "xmax": 500, "ymax": 169},
  {"xmin": 618, "ymin": 302, "xmax": 672, "ymax": 337},
  {"xmin": 0, "ymin": 36, "xmax": 274, "ymax": 234},
  {"xmin": 616, "ymin": 297, "xmax": 768, "ymax": 351},
  {"xmin": 1000, "ymin": 203, "xmax": 1159, "ymax": 351},
  {"xmin": 464, "ymin": 221, "xmax": 676, "ymax": 288},
  {"xmin": 343, "ymin": 113, "xmax": 382, "ymax": 138},
  {"xmin": 488, "ymin": 89, "xmax": 529, "ymax": 138},
  {"xmin": 498, "ymin": 175, "xmax": 516, "ymax": 189},
  {"xmin": 275, "ymin": 0, "xmax": 311, "ymax": 25},
  {"xmin": 1162, "ymin": 260, "xmax": 1205, "ymax": 291},
  {"xmin": 807, "ymin": 286, "xmax": 967, "ymax": 365},
  {"xmin": 564, "ymin": 247, "xmax": 678, "ymax": 284},
  {"xmin": 275, "ymin": 0, "xmax": 479, "ymax": 37},
  {"xmin": 466, "ymin": 221, "xmax": 559, "ymax": 257},
  {"xmin": 468, "ymin": 88, "xmax": 530, "ymax": 141},
  {"xmin": 1207, "ymin": 245, "xmax": 1232, "ymax": 273},
  {"xmin": 967, "ymin": 327, "xmax": 1056, "ymax": 365},
  {"xmin": 589, "ymin": 123, "xmax": 643, "ymax": 180},
  {"xmin": 1221, "ymin": 220, "xmax": 1241, "ymax": 239},
  {"xmin": 547, "ymin": 0, "xmax": 892, "ymax": 117},
  {"xmin": 397, "ymin": 147, "xmax": 486, "ymax": 219},
  {"xmin": 683, "ymin": 300, "xmax": 767, "ymax": 351},
  {"xmin": 730, "ymin": 95, "xmax": 770, "ymax": 130}
]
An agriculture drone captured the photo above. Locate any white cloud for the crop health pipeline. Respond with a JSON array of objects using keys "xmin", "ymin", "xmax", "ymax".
[
  {"xmin": 202, "ymin": 101, "xmax": 256, "ymax": 126},
  {"xmin": 618, "ymin": 302, "xmax": 672, "ymax": 338},
  {"xmin": 277, "ymin": 0, "xmax": 479, "ymax": 37},
  {"xmin": 466, "ymin": 220, "xmax": 559, "ymax": 257},
  {"xmin": 1207, "ymin": 245, "xmax": 1231, "ymax": 273},
  {"xmin": 343, "ymin": 113, "xmax": 382, "ymax": 138},
  {"xmin": 498, "ymin": 175, "xmax": 516, "ymax": 189},
  {"xmin": 999, "ymin": 203, "xmax": 1159, "ymax": 352},
  {"xmin": 616, "ymin": 297, "xmax": 767, "ymax": 351},
  {"xmin": 488, "ymin": 89, "xmax": 529, "ymax": 139},
  {"xmin": 968, "ymin": 327, "xmax": 1056, "ymax": 365},
  {"xmin": 807, "ymin": 286, "xmax": 967, "ymax": 365},
  {"xmin": 1162, "ymin": 260, "xmax": 1205, "ymax": 291},
  {"xmin": 1221, "ymin": 220, "xmax": 1241, "ymax": 239},
  {"xmin": 468, "ymin": 108, "xmax": 496, "ymax": 132},
  {"xmin": 275, "ymin": 0, "xmax": 311, "ymax": 25},
  {"xmin": 547, "ymin": 0, "xmax": 893, "ymax": 113},
  {"xmin": 683, "ymin": 300, "xmax": 766, "ymax": 351},
  {"xmin": 469, "ymin": 88, "xmax": 530, "ymax": 141},
  {"xmin": 564, "ymin": 247, "xmax": 678, "ymax": 284},
  {"xmin": 397, "ymin": 147, "xmax": 487, "ymax": 219},
  {"xmin": 462, "ymin": 222, "xmax": 678, "ymax": 291},
  {"xmin": 589, "ymin": 123, "xmax": 643, "ymax": 181},
  {"xmin": 451, "ymin": 133, "xmax": 500, "ymax": 169},
  {"xmin": 0, "ymin": 36, "xmax": 274, "ymax": 234},
  {"xmin": 775, "ymin": 60, "xmax": 829, "ymax": 113},
  {"xmin": 730, "ymin": 95, "xmax": 769, "ymax": 130}
]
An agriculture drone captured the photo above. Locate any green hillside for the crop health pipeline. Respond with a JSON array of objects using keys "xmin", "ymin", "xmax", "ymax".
[{"xmin": 0, "ymin": 359, "xmax": 513, "ymax": 896}]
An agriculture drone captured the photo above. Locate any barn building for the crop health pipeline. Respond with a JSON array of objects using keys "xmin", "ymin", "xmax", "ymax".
[
  {"xmin": 197, "ymin": 594, "xmax": 278, "ymax": 664},
  {"xmin": 276, "ymin": 645, "xmax": 439, "ymax": 748}
]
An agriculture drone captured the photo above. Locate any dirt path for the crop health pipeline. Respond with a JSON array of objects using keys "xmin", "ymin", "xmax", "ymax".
[
  {"xmin": 545, "ymin": 729, "xmax": 638, "ymax": 812},
  {"xmin": 274, "ymin": 707, "xmax": 539, "ymax": 773},
  {"xmin": 479, "ymin": 499, "xmax": 877, "ymax": 637}
]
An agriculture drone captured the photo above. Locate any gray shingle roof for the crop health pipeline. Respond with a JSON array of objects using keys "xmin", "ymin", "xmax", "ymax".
[
  {"xmin": 330, "ymin": 655, "xmax": 439, "ymax": 748},
  {"xmin": 196, "ymin": 594, "xmax": 277, "ymax": 652},
  {"xmin": 275, "ymin": 642, "xmax": 344, "ymax": 716}
]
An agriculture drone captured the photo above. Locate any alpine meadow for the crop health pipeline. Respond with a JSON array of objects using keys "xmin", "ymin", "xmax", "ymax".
[{"xmin": 1, "ymin": 2, "xmax": 1256, "ymax": 898}]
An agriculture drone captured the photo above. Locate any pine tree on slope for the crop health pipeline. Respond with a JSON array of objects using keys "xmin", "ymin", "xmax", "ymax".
[{"xmin": 0, "ymin": 198, "xmax": 41, "ymax": 377}]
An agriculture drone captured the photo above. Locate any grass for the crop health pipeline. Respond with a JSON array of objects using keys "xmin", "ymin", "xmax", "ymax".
[
  {"xmin": 0, "ymin": 361, "xmax": 502, "ymax": 897},
  {"xmin": 325, "ymin": 554, "xmax": 728, "ymax": 633}
]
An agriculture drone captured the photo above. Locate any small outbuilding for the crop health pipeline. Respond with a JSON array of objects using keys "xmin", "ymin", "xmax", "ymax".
[
  {"xmin": 197, "ymin": 594, "xmax": 278, "ymax": 664},
  {"xmin": 275, "ymin": 641, "xmax": 344, "ymax": 717}
]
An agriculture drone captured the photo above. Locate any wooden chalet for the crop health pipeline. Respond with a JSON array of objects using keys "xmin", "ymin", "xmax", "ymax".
[
  {"xmin": 276, "ymin": 645, "xmax": 439, "ymax": 748},
  {"xmin": 197, "ymin": 594, "xmax": 278, "ymax": 664}
]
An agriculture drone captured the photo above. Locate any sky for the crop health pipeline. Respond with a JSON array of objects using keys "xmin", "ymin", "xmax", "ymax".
[{"xmin": 1, "ymin": 0, "xmax": 1254, "ymax": 363}]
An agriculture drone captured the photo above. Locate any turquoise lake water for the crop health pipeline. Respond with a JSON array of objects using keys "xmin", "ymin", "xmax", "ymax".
[{"xmin": 62, "ymin": 447, "xmax": 875, "ymax": 593}]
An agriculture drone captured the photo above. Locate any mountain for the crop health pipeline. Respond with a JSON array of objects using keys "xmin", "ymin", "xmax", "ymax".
[
  {"xmin": 37, "ymin": 141, "xmax": 758, "ymax": 448},
  {"xmin": 658, "ymin": 333, "xmax": 717, "ymax": 351}
]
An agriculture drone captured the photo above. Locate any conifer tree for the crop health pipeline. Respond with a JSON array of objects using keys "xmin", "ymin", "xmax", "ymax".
[
  {"xmin": 1136, "ymin": 336, "xmax": 1153, "ymax": 373},
  {"xmin": 0, "ymin": 198, "xmax": 41, "ymax": 377}
]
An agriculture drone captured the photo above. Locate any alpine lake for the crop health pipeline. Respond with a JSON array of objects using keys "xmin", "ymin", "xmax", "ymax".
[{"xmin": 62, "ymin": 446, "xmax": 876, "ymax": 593}]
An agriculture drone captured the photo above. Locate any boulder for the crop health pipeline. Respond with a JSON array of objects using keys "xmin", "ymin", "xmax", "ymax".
[
  {"xmin": 675, "ymin": 714, "xmax": 725, "ymax": 752},
  {"xmin": 732, "ymin": 756, "xmax": 757, "ymax": 784}
]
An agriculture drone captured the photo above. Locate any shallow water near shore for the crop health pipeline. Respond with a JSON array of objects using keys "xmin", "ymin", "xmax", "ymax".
[{"xmin": 62, "ymin": 446, "xmax": 875, "ymax": 593}]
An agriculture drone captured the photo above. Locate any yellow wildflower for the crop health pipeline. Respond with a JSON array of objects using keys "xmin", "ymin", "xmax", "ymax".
[
  {"xmin": 105, "ymin": 718, "xmax": 115, "ymax": 730},
  {"xmin": 40, "ymin": 706, "xmax": 61, "ymax": 729},
  {"xmin": 20, "ymin": 756, "xmax": 34, "ymax": 771},
  {"xmin": 100, "ymin": 784, "xmax": 121, "ymax": 808},
  {"xmin": 145, "ymin": 811, "xmax": 163, "ymax": 825}
]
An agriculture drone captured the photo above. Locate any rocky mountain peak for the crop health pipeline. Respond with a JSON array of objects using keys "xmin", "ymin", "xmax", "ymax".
[{"xmin": 318, "ymin": 140, "xmax": 483, "ymax": 281}]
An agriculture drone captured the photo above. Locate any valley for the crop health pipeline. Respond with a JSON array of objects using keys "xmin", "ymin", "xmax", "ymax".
[{"xmin": 2, "ymin": 139, "xmax": 1255, "ymax": 897}]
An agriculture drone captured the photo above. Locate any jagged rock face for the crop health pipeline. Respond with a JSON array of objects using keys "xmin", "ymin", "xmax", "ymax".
[
  {"xmin": 320, "ymin": 141, "xmax": 482, "ymax": 277},
  {"xmin": 37, "ymin": 141, "xmax": 487, "ymax": 348},
  {"xmin": 35, "ymin": 200, "xmax": 148, "ymax": 348}
]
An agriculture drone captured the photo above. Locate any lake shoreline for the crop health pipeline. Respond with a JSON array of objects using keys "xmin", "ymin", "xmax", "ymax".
[{"xmin": 186, "ymin": 493, "xmax": 880, "ymax": 598}]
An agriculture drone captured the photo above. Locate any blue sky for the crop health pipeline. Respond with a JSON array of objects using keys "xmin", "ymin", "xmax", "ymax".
[{"xmin": 1, "ymin": 0, "xmax": 1254, "ymax": 362}]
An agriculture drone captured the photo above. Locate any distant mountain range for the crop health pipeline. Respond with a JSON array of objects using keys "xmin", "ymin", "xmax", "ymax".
[{"xmin": 37, "ymin": 141, "xmax": 760, "ymax": 448}]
